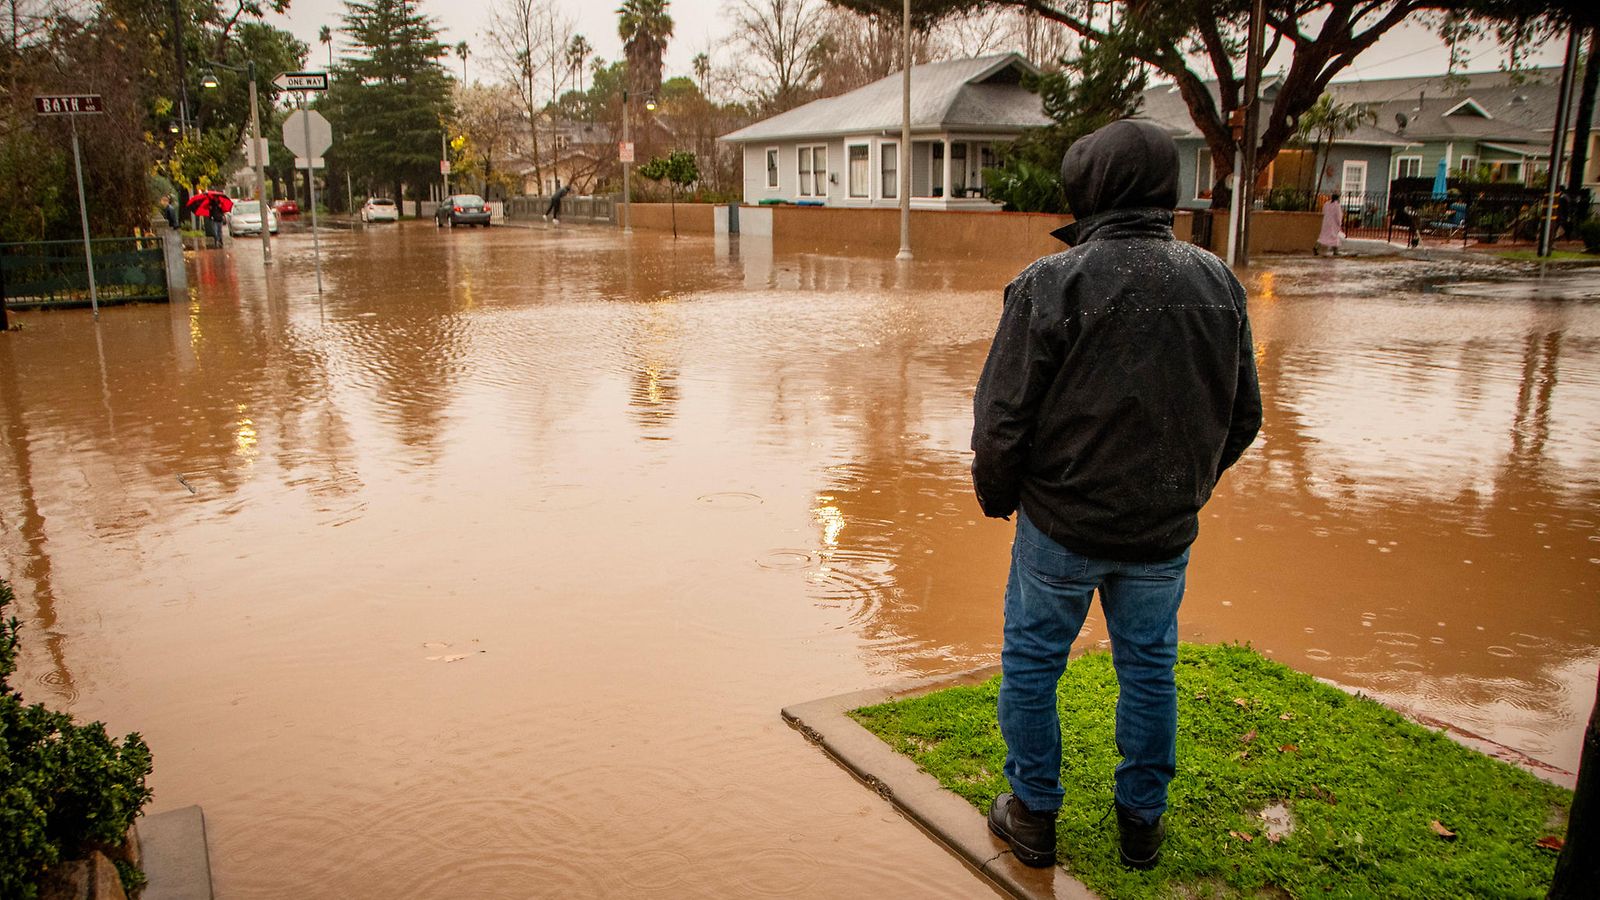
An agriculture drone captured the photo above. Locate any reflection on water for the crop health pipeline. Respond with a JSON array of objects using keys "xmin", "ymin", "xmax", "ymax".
[{"xmin": 0, "ymin": 228, "xmax": 1595, "ymax": 896}]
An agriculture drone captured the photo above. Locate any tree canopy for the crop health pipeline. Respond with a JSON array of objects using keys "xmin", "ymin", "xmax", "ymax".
[{"xmin": 323, "ymin": 0, "xmax": 455, "ymax": 205}]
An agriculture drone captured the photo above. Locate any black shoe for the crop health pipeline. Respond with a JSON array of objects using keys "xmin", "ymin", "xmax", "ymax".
[
  {"xmin": 988, "ymin": 792, "xmax": 1056, "ymax": 868},
  {"xmin": 1115, "ymin": 804, "xmax": 1166, "ymax": 869}
]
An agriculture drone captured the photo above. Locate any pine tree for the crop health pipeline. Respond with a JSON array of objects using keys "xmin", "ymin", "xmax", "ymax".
[{"xmin": 324, "ymin": 0, "xmax": 454, "ymax": 208}]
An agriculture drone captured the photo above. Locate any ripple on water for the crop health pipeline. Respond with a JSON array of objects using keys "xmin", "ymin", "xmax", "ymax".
[
  {"xmin": 756, "ymin": 549, "xmax": 818, "ymax": 570},
  {"xmin": 1487, "ymin": 645, "xmax": 1518, "ymax": 658},
  {"xmin": 696, "ymin": 491, "xmax": 764, "ymax": 509},
  {"xmin": 1305, "ymin": 648, "xmax": 1332, "ymax": 662}
]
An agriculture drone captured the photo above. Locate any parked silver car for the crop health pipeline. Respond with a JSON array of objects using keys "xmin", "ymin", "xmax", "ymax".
[
  {"xmin": 361, "ymin": 197, "xmax": 399, "ymax": 223},
  {"xmin": 227, "ymin": 200, "xmax": 279, "ymax": 236}
]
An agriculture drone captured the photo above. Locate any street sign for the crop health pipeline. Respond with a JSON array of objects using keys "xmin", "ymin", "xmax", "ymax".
[
  {"xmin": 282, "ymin": 110, "xmax": 332, "ymax": 158},
  {"xmin": 273, "ymin": 71, "xmax": 328, "ymax": 92},
  {"xmin": 244, "ymin": 137, "xmax": 269, "ymax": 168},
  {"xmin": 440, "ymin": 159, "xmax": 451, "ymax": 175},
  {"xmin": 294, "ymin": 157, "xmax": 326, "ymax": 169},
  {"xmin": 619, "ymin": 141, "xmax": 635, "ymax": 163},
  {"xmin": 34, "ymin": 95, "xmax": 104, "ymax": 115}
]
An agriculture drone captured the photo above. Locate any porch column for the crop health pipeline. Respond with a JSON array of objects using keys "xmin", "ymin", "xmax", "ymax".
[{"xmin": 942, "ymin": 137, "xmax": 953, "ymax": 201}]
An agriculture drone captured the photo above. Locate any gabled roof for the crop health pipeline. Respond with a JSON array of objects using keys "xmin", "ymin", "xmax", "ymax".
[{"xmin": 719, "ymin": 53, "xmax": 1051, "ymax": 143}]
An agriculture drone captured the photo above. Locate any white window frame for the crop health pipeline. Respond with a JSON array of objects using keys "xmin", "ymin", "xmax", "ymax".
[
  {"xmin": 1458, "ymin": 155, "xmax": 1477, "ymax": 175},
  {"xmin": 1195, "ymin": 147, "xmax": 1213, "ymax": 201},
  {"xmin": 765, "ymin": 147, "xmax": 779, "ymax": 189},
  {"xmin": 1340, "ymin": 160, "xmax": 1367, "ymax": 201},
  {"xmin": 797, "ymin": 144, "xmax": 826, "ymax": 197},
  {"xmin": 879, "ymin": 140, "xmax": 898, "ymax": 200},
  {"xmin": 1395, "ymin": 155, "xmax": 1422, "ymax": 179},
  {"xmin": 846, "ymin": 141, "xmax": 871, "ymax": 199}
]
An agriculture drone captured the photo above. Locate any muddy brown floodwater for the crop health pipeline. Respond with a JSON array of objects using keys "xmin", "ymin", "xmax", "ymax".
[{"xmin": 2, "ymin": 224, "xmax": 1596, "ymax": 897}]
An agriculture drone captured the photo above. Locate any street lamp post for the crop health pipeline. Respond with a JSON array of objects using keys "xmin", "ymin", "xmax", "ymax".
[
  {"xmin": 621, "ymin": 88, "xmax": 655, "ymax": 235},
  {"xmin": 203, "ymin": 60, "xmax": 272, "ymax": 266},
  {"xmin": 896, "ymin": 0, "xmax": 912, "ymax": 261}
]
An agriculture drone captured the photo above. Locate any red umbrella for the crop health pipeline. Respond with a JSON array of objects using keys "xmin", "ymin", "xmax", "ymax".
[{"xmin": 185, "ymin": 190, "xmax": 234, "ymax": 216}]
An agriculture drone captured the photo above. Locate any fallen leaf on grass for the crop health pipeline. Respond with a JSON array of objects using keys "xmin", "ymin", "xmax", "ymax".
[
  {"xmin": 1241, "ymin": 729, "xmax": 1258, "ymax": 744},
  {"xmin": 1279, "ymin": 712, "xmax": 1295, "ymax": 721},
  {"xmin": 1278, "ymin": 744, "xmax": 1299, "ymax": 753},
  {"xmin": 1234, "ymin": 697, "xmax": 1250, "ymax": 707},
  {"xmin": 1194, "ymin": 691, "xmax": 1208, "ymax": 700},
  {"xmin": 1430, "ymin": 820, "xmax": 1457, "ymax": 840},
  {"xmin": 1535, "ymin": 836, "xmax": 1564, "ymax": 852},
  {"xmin": 1267, "ymin": 833, "xmax": 1283, "ymax": 844},
  {"xmin": 1229, "ymin": 830, "xmax": 1254, "ymax": 843}
]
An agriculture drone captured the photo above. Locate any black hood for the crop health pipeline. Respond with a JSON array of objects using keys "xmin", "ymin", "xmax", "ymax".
[{"xmin": 1049, "ymin": 119, "xmax": 1179, "ymax": 245}]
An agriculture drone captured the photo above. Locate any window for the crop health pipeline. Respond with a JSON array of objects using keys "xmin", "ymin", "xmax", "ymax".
[
  {"xmin": 847, "ymin": 144, "xmax": 870, "ymax": 198},
  {"xmin": 1458, "ymin": 155, "xmax": 1477, "ymax": 175},
  {"xmin": 978, "ymin": 144, "xmax": 996, "ymax": 192},
  {"xmin": 880, "ymin": 141, "xmax": 898, "ymax": 199},
  {"xmin": 1344, "ymin": 159, "xmax": 1369, "ymax": 197},
  {"xmin": 765, "ymin": 148, "xmax": 779, "ymax": 189},
  {"xmin": 797, "ymin": 144, "xmax": 826, "ymax": 197},
  {"xmin": 931, "ymin": 141, "xmax": 945, "ymax": 197},
  {"xmin": 1195, "ymin": 147, "xmax": 1214, "ymax": 200},
  {"xmin": 1396, "ymin": 156, "xmax": 1422, "ymax": 179}
]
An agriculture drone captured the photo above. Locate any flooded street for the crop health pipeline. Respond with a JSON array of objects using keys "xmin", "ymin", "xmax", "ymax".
[{"xmin": 2, "ymin": 223, "xmax": 1596, "ymax": 896}]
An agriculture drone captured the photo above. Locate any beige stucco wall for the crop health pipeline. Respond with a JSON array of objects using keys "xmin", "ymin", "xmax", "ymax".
[
  {"xmin": 627, "ymin": 202, "xmax": 715, "ymax": 235},
  {"xmin": 623, "ymin": 202, "xmax": 1320, "ymax": 260}
]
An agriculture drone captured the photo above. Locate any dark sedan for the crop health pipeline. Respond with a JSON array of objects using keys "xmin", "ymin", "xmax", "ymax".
[{"xmin": 435, "ymin": 194, "xmax": 492, "ymax": 228}]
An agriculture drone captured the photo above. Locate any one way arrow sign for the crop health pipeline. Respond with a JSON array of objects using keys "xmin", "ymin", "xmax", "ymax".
[{"xmin": 273, "ymin": 71, "xmax": 328, "ymax": 92}]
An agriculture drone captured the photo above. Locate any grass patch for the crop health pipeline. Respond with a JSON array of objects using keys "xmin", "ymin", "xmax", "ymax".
[
  {"xmin": 849, "ymin": 643, "xmax": 1569, "ymax": 899},
  {"xmin": 1492, "ymin": 249, "xmax": 1597, "ymax": 262}
]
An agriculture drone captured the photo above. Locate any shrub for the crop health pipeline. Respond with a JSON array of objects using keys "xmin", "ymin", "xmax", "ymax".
[
  {"xmin": 1, "ymin": 578, "xmax": 153, "ymax": 899},
  {"xmin": 1580, "ymin": 217, "xmax": 1600, "ymax": 254}
]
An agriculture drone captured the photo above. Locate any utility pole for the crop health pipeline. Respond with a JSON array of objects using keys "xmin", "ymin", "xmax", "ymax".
[
  {"xmin": 247, "ymin": 61, "xmax": 271, "ymax": 266},
  {"xmin": 895, "ymin": 0, "xmax": 912, "ymax": 261},
  {"xmin": 1540, "ymin": 27, "xmax": 1582, "ymax": 258},
  {"xmin": 441, "ymin": 130, "xmax": 450, "ymax": 199}
]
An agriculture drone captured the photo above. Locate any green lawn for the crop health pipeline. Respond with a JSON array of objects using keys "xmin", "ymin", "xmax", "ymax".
[
  {"xmin": 849, "ymin": 644, "xmax": 1569, "ymax": 899},
  {"xmin": 1492, "ymin": 249, "xmax": 1597, "ymax": 262}
]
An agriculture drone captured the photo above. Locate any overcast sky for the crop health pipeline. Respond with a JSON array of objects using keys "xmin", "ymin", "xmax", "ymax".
[{"xmin": 269, "ymin": 0, "xmax": 1569, "ymax": 90}]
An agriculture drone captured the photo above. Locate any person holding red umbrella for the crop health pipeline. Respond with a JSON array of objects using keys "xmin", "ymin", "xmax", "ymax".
[{"xmin": 185, "ymin": 190, "xmax": 233, "ymax": 247}]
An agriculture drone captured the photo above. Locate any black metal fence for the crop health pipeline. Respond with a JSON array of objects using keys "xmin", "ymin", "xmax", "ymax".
[
  {"xmin": 1, "ymin": 237, "xmax": 168, "ymax": 310},
  {"xmin": 1259, "ymin": 186, "xmax": 1564, "ymax": 247},
  {"xmin": 506, "ymin": 194, "xmax": 617, "ymax": 224}
]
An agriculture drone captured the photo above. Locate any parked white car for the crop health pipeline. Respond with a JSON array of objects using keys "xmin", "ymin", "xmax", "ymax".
[
  {"xmin": 361, "ymin": 197, "xmax": 399, "ymax": 223},
  {"xmin": 227, "ymin": 200, "xmax": 278, "ymax": 236}
]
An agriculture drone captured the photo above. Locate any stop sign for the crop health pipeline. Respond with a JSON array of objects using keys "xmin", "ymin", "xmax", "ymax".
[{"xmin": 282, "ymin": 110, "xmax": 333, "ymax": 159}]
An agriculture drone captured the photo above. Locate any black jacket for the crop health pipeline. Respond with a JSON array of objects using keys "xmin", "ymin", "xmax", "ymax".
[{"xmin": 971, "ymin": 120, "xmax": 1261, "ymax": 562}]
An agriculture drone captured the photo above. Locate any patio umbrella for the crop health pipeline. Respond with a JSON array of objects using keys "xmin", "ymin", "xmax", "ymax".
[
  {"xmin": 184, "ymin": 190, "xmax": 233, "ymax": 217},
  {"xmin": 1431, "ymin": 159, "xmax": 1448, "ymax": 200}
]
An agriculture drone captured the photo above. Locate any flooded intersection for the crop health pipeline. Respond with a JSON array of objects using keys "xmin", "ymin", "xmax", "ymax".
[{"xmin": 1, "ymin": 224, "xmax": 1596, "ymax": 896}]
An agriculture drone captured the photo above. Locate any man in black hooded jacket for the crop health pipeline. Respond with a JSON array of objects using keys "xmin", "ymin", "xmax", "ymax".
[{"xmin": 973, "ymin": 119, "xmax": 1261, "ymax": 870}]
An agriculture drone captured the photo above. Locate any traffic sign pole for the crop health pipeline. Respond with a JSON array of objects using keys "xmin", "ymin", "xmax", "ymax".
[
  {"xmin": 68, "ymin": 114, "xmax": 99, "ymax": 318},
  {"xmin": 301, "ymin": 94, "xmax": 323, "ymax": 294}
]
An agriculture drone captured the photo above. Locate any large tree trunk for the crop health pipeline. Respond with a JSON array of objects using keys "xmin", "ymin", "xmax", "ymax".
[
  {"xmin": 1565, "ymin": 27, "xmax": 1598, "ymax": 225},
  {"xmin": 1550, "ymin": 670, "xmax": 1600, "ymax": 897}
]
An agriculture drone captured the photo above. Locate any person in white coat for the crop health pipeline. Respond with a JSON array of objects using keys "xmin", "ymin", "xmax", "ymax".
[{"xmin": 1316, "ymin": 193, "xmax": 1344, "ymax": 256}]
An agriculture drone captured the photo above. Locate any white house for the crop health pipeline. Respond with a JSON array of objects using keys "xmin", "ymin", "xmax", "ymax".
[{"xmin": 718, "ymin": 54, "xmax": 1051, "ymax": 210}]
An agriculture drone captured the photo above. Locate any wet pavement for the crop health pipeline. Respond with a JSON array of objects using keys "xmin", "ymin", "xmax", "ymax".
[{"xmin": 1, "ymin": 224, "xmax": 1597, "ymax": 896}]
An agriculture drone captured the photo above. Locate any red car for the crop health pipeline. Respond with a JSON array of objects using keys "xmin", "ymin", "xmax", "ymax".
[{"xmin": 272, "ymin": 199, "xmax": 300, "ymax": 216}]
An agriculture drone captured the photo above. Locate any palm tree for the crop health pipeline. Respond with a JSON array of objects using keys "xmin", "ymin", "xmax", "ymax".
[
  {"xmin": 617, "ymin": 0, "xmax": 673, "ymax": 98},
  {"xmin": 319, "ymin": 25, "xmax": 332, "ymax": 70},
  {"xmin": 567, "ymin": 35, "xmax": 593, "ymax": 97},
  {"xmin": 691, "ymin": 52, "xmax": 710, "ymax": 94},
  {"xmin": 456, "ymin": 41, "xmax": 470, "ymax": 82}
]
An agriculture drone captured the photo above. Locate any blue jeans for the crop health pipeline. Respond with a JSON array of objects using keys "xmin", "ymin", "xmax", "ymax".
[{"xmin": 998, "ymin": 510, "xmax": 1188, "ymax": 822}]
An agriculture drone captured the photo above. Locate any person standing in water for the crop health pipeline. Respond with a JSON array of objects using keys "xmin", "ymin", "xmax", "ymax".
[
  {"xmin": 1316, "ymin": 192, "xmax": 1344, "ymax": 256},
  {"xmin": 972, "ymin": 119, "xmax": 1262, "ymax": 871}
]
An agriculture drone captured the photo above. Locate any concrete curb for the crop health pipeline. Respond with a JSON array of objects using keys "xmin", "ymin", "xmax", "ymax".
[
  {"xmin": 136, "ymin": 806, "xmax": 213, "ymax": 900},
  {"xmin": 782, "ymin": 668, "xmax": 1097, "ymax": 900}
]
